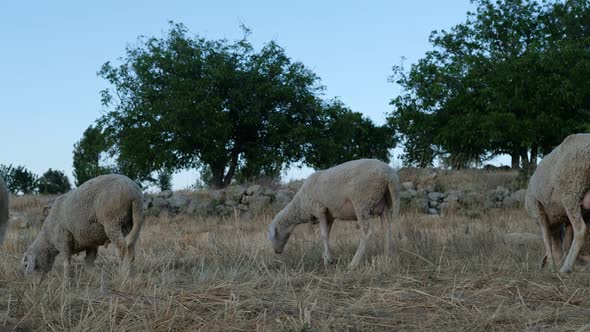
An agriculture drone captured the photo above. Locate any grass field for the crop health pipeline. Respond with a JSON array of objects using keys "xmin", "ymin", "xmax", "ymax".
[{"xmin": 2, "ymin": 196, "xmax": 590, "ymax": 331}]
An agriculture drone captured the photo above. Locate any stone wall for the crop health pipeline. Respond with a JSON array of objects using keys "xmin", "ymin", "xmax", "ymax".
[
  {"xmin": 144, "ymin": 182, "xmax": 303, "ymax": 220},
  {"xmin": 399, "ymin": 180, "xmax": 526, "ymax": 216},
  {"xmin": 33, "ymin": 169, "xmax": 526, "ymax": 221},
  {"xmin": 144, "ymin": 180, "xmax": 526, "ymax": 219}
]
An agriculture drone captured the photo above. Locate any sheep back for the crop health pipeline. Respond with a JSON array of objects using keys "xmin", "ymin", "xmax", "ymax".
[
  {"xmin": 293, "ymin": 159, "xmax": 400, "ymax": 220},
  {"xmin": 42, "ymin": 174, "xmax": 143, "ymax": 253}
]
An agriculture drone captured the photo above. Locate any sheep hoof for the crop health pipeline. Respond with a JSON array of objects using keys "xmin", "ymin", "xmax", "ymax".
[
  {"xmin": 323, "ymin": 256, "xmax": 334, "ymax": 265},
  {"xmin": 559, "ymin": 266, "xmax": 572, "ymax": 273}
]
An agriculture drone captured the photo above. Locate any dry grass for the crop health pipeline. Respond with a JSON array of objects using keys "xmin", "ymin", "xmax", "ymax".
[{"xmin": 2, "ymin": 207, "xmax": 590, "ymax": 331}]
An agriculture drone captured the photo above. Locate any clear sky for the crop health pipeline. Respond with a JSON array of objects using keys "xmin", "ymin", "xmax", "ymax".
[{"xmin": 0, "ymin": 0, "xmax": 476, "ymax": 190}]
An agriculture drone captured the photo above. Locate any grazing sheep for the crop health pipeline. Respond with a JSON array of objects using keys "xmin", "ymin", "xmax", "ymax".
[
  {"xmin": 22, "ymin": 174, "xmax": 144, "ymax": 278},
  {"xmin": 525, "ymin": 133, "xmax": 590, "ymax": 273},
  {"xmin": 0, "ymin": 176, "xmax": 8, "ymax": 244},
  {"xmin": 268, "ymin": 159, "xmax": 401, "ymax": 268}
]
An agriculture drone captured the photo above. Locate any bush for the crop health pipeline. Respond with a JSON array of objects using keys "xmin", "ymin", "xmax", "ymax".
[
  {"xmin": 37, "ymin": 169, "xmax": 71, "ymax": 194},
  {"xmin": 0, "ymin": 164, "xmax": 38, "ymax": 194}
]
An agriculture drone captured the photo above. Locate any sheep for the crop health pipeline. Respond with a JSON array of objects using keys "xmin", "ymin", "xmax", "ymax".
[
  {"xmin": 22, "ymin": 174, "xmax": 144, "ymax": 278},
  {"xmin": 525, "ymin": 133, "xmax": 590, "ymax": 273},
  {"xmin": 0, "ymin": 176, "xmax": 8, "ymax": 244},
  {"xmin": 268, "ymin": 159, "xmax": 401, "ymax": 268}
]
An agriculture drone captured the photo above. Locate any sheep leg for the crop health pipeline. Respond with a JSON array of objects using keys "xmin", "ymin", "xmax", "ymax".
[
  {"xmin": 561, "ymin": 201, "xmax": 587, "ymax": 273},
  {"xmin": 379, "ymin": 209, "xmax": 391, "ymax": 257},
  {"xmin": 349, "ymin": 210, "xmax": 373, "ymax": 269},
  {"xmin": 533, "ymin": 201, "xmax": 556, "ymax": 270},
  {"xmin": 59, "ymin": 231, "xmax": 75, "ymax": 280},
  {"xmin": 85, "ymin": 247, "xmax": 98, "ymax": 271},
  {"xmin": 103, "ymin": 224, "xmax": 132, "ymax": 273},
  {"xmin": 62, "ymin": 251, "xmax": 74, "ymax": 280},
  {"xmin": 319, "ymin": 212, "xmax": 334, "ymax": 265}
]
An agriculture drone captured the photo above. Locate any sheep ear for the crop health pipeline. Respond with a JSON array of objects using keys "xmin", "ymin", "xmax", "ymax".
[{"xmin": 22, "ymin": 254, "xmax": 35, "ymax": 273}]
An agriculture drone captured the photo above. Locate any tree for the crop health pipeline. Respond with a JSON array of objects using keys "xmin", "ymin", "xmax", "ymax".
[
  {"xmin": 37, "ymin": 169, "xmax": 72, "ymax": 194},
  {"xmin": 305, "ymin": 100, "xmax": 396, "ymax": 170},
  {"xmin": 388, "ymin": 0, "xmax": 590, "ymax": 169},
  {"xmin": 157, "ymin": 169, "xmax": 173, "ymax": 191},
  {"xmin": 97, "ymin": 23, "xmax": 324, "ymax": 187},
  {"xmin": 0, "ymin": 164, "xmax": 38, "ymax": 194},
  {"xmin": 73, "ymin": 125, "xmax": 115, "ymax": 186}
]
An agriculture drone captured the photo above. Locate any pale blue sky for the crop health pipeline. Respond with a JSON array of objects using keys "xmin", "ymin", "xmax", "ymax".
[{"xmin": 0, "ymin": 1, "xmax": 476, "ymax": 189}]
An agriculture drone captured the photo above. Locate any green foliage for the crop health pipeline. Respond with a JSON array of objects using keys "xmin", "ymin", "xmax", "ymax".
[
  {"xmin": 37, "ymin": 169, "xmax": 72, "ymax": 194},
  {"xmin": 388, "ymin": 0, "xmax": 590, "ymax": 168},
  {"xmin": 97, "ymin": 23, "xmax": 325, "ymax": 187},
  {"xmin": 157, "ymin": 169, "xmax": 173, "ymax": 191},
  {"xmin": 0, "ymin": 164, "xmax": 38, "ymax": 194},
  {"xmin": 72, "ymin": 125, "xmax": 115, "ymax": 186},
  {"xmin": 305, "ymin": 100, "xmax": 396, "ymax": 170}
]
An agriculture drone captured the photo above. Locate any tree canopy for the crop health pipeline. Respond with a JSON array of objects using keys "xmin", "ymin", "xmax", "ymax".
[
  {"xmin": 94, "ymin": 23, "xmax": 394, "ymax": 187},
  {"xmin": 72, "ymin": 125, "xmax": 115, "ymax": 186},
  {"xmin": 37, "ymin": 169, "xmax": 72, "ymax": 194},
  {"xmin": 388, "ymin": 0, "xmax": 590, "ymax": 169}
]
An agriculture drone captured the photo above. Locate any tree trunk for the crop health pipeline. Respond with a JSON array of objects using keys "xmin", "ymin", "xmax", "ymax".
[
  {"xmin": 520, "ymin": 150, "xmax": 530, "ymax": 171},
  {"xmin": 530, "ymin": 144, "xmax": 538, "ymax": 170},
  {"xmin": 211, "ymin": 166, "xmax": 225, "ymax": 188},
  {"xmin": 223, "ymin": 149, "xmax": 240, "ymax": 187},
  {"xmin": 511, "ymin": 151, "xmax": 520, "ymax": 169}
]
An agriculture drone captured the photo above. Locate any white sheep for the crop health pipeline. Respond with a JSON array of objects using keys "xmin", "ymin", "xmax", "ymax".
[
  {"xmin": 268, "ymin": 159, "xmax": 401, "ymax": 268},
  {"xmin": 525, "ymin": 133, "xmax": 590, "ymax": 273},
  {"xmin": 22, "ymin": 174, "xmax": 144, "ymax": 278},
  {"xmin": 0, "ymin": 176, "xmax": 8, "ymax": 244}
]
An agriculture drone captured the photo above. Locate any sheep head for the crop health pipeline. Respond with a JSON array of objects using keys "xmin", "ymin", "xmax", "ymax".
[
  {"xmin": 22, "ymin": 241, "xmax": 57, "ymax": 276},
  {"xmin": 268, "ymin": 212, "xmax": 295, "ymax": 254}
]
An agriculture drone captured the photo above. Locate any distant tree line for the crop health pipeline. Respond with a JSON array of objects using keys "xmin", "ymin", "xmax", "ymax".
[
  {"xmin": 73, "ymin": 0, "xmax": 590, "ymax": 188},
  {"xmin": 0, "ymin": 165, "xmax": 71, "ymax": 195}
]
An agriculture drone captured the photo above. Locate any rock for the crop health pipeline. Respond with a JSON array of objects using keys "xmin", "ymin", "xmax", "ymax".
[
  {"xmin": 158, "ymin": 190, "xmax": 173, "ymax": 199},
  {"xmin": 407, "ymin": 197, "xmax": 429, "ymax": 213},
  {"xmin": 502, "ymin": 196, "xmax": 518, "ymax": 209},
  {"xmin": 209, "ymin": 189, "xmax": 226, "ymax": 203},
  {"xmin": 169, "ymin": 193, "xmax": 189, "ymax": 210},
  {"xmin": 459, "ymin": 191, "xmax": 483, "ymax": 208},
  {"xmin": 496, "ymin": 186, "xmax": 510, "ymax": 197},
  {"xmin": 428, "ymin": 192, "xmax": 445, "ymax": 202},
  {"xmin": 227, "ymin": 185, "xmax": 247, "ymax": 202},
  {"xmin": 248, "ymin": 195, "xmax": 272, "ymax": 214},
  {"xmin": 511, "ymin": 189, "xmax": 527, "ymax": 204},
  {"xmin": 406, "ymin": 189, "xmax": 417, "ymax": 197},
  {"xmin": 427, "ymin": 208, "xmax": 439, "ymax": 215},
  {"xmin": 428, "ymin": 200, "xmax": 439, "ymax": 208},
  {"xmin": 400, "ymin": 191, "xmax": 414, "ymax": 200},
  {"xmin": 215, "ymin": 204, "xmax": 230, "ymax": 216},
  {"xmin": 186, "ymin": 193, "xmax": 215, "ymax": 215},
  {"xmin": 416, "ymin": 189, "xmax": 428, "ymax": 199},
  {"xmin": 402, "ymin": 182, "xmax": 415, "ymax": 191},
  {"xmin": 225, "ymin": 199, "xmax": 238, "ymax": 207},
  {"xmin": 274, "ymin": 189, "xmax": 295, "ymax": 207},
  {"xmin": 246, "ymin": 185, "xmax": 262, "ymax": 196}
]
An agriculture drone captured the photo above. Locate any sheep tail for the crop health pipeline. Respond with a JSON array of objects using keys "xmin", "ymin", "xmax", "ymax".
[{"xmin": 126, "ymin": 197, "xmax": 144, "ymax": 248}]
